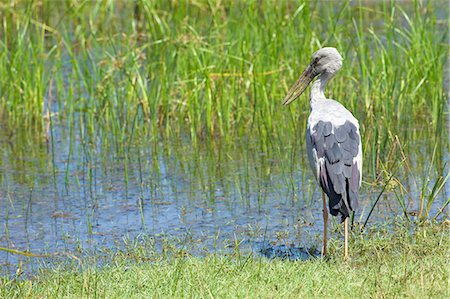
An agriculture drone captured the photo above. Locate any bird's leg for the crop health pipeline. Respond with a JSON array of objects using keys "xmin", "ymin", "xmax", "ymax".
[
  {"xmin": 344, "ymin": 217, "xmax": 349, "ymax": 261},
  {"xmin": 322, "ymin": 192, "xmax": 328, "ymax": 256}
]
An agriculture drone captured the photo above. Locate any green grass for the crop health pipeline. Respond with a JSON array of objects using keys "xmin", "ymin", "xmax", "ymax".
[
  {"xmin": 0, "ymin": 0, "xmax": 448, "ymax": 176},
  {"xmin": 0, "ymin": 1, "xmax": 448, "ymax": 296},
  {"xmin": 1, "ymin": 223, "xmax": 448, "ymax": 298}
]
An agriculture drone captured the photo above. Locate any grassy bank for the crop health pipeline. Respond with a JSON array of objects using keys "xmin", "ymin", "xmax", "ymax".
[
  {"xmin": 0, "ymin": 1, "xmax": 448, "ymax": 296},
  {"xmin": 1, "ymin": 223, "xmax": 448, "ymax": 298}
]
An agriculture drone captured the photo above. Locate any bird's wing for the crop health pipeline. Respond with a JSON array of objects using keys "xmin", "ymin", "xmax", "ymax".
[{"xmin": 309, "ymin": 119, "xmax": 361, "ymax": 221}]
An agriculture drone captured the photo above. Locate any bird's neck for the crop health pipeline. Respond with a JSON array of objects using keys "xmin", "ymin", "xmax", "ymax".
[{"xmin": 310, "ymin": 74, "xmax": 329, "ymax": 107}]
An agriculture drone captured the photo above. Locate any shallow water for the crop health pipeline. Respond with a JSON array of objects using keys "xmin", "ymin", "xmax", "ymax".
[
  {"xmin": 0, "ymin": 119, "xmax": 448, "ymax": 275},
  {"xmin": 0, "ymin": 0, "xmax": 449, "ymax": 276}
]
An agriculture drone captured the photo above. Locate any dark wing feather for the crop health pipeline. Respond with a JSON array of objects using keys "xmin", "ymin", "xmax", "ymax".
[{"xmin": 310, "ymin": 120, "xmax": 361, "ymax": 222}]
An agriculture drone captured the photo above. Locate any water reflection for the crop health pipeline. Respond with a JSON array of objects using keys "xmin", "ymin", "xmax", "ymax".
[{"xmin": 0, "ymin": 120, "xmax": 448, "ymax": 275}]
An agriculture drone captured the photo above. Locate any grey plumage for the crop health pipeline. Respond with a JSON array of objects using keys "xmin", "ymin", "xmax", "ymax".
[
  {"xmin": 308, "ymin": 120, "xmax": 360, "ymax": 221},
  {"xmin": 283, "ymin": 47, "xmax": 362, "ymax": 222},
  {"xmin": 283, "ymin": 47, "xmax": 362, "ymax": 259}
]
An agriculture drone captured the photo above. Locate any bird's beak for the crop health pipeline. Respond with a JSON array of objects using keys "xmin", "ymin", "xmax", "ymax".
[{"xmin": 282, "ymin": 63, "xmax": 316, "ymax": 106}]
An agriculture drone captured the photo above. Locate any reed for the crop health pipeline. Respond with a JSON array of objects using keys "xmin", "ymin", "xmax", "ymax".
[
  {"xmin": 1, "ymin": 1, "xmax": 447, "ymax": 168},
  {"xmin": 0, "ymin": 0, "xmax": 447, "ymax": 246}
]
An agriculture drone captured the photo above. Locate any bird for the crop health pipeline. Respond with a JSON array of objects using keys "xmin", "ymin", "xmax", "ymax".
[{"xmin": 282, "ymin": 47, "xmax": 362, "ymax": 260}]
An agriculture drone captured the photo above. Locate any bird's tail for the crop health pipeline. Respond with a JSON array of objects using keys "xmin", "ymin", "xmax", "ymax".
[{"xmin": 320, "ymin": 167, "xmax": 358, "ymax": 223}]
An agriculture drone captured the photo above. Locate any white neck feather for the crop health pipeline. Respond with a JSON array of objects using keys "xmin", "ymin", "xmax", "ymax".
[{"xmin": 310, "ymin": 73, "xmax": 329, "ymax": 107}]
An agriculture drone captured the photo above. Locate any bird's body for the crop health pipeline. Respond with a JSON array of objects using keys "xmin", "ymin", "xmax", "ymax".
[
  {"xmin": 283, "ymin": 47, "xmax": 362, "ymax": 259},
  {"xmin": 306, "ymin": 98, "xmax": 361, "ymax": 221}
]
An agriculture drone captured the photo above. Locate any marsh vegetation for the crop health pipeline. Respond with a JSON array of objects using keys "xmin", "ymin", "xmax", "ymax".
[{"xmin": 0, "ymin": 0, "xmax": 448, "ymax": 296}]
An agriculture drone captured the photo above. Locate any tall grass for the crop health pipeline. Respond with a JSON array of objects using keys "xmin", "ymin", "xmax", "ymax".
[
  {"xmin": 0, "ymin": 0, "xmax": 447, "ymax": 165},
  {"xmin": 0, "ymin": 1, "xmax": 447, "ymax": 214}
]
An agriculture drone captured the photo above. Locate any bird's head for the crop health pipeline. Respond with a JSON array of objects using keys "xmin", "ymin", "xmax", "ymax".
[{"xmin": 283, "ymin": 47, "xmax": 343, "ymax": 106}]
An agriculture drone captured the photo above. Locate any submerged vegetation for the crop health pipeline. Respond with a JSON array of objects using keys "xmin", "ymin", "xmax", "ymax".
[{"xmin": 0, "ymin": 0, "xmax": 448, "ymax": 292}]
